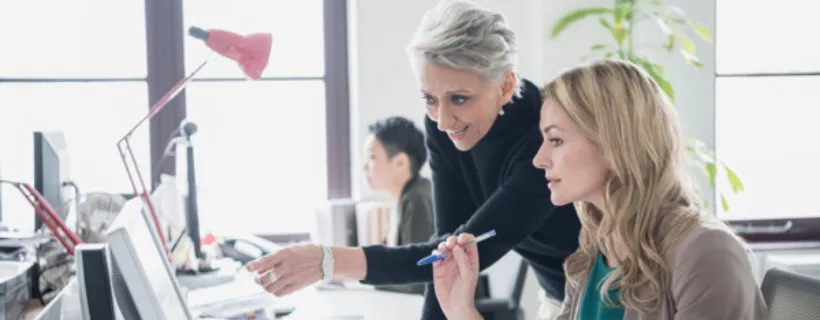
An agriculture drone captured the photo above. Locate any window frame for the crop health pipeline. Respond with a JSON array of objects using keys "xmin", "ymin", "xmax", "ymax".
[
  {"xmin": 145, "ymin": 0, "xmax": 350, "ymax": 201},
  {"xmin": 713, "ymin": 1, "xmax": 820, "ymax": 243},
  {"xmin": 0, "ymin": 5, "xmax": 150, "ymax": 227}
]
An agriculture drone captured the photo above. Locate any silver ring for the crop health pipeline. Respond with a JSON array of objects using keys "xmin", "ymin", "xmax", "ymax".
[{"xmin": 266, "ymin": 269, "xmax": 278, "ymax": 282}]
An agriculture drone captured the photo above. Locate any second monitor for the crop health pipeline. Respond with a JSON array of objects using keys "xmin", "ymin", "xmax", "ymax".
[{"xmin": 105, "ymin": 198, "xmax": 193, "ymax": 320}]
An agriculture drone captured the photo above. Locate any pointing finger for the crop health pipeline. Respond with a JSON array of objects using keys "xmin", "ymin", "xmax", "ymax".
[{"xmin": 247, "ymin": 250, "xmax": 286, "ymax": 272}]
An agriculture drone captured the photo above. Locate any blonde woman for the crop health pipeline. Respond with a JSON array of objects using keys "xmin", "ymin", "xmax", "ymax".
[{"xmin": 431, "ymin": 59, "xmax": 768, "ymax": 320}]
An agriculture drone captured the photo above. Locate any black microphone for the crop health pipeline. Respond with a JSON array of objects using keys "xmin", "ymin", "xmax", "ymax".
[
  {"xmin": 152, "ymin": 120, "xmax": 198, "ymax": 188},
  {"xmin": 181, "ymin": 120, "xmax": 203, "ymax": 263},
  {"xmin": 181, "ymin": 120, "xmax": 198, "ymax": 139}
]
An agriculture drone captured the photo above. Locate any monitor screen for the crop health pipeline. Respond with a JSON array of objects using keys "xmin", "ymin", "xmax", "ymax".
[
  {"xmin": 33, "ymin": 131, "xmax": 68, "ymax": 230},
  {"xmin": 106, "ymin": 198, "xmax": 191, "ymax": 320},
  {"xmin": 75, "ymin": 243, "xmax": 117, "ymax": 319}
]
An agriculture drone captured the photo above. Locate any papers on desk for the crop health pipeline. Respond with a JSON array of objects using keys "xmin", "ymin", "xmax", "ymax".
[
  {"xmin": 187, "ymin": 277, "xmax": 282, "ymax": 319},
  {"xmin": 186, "ymin": 270, "xmax": 268, "ymax": 309}
]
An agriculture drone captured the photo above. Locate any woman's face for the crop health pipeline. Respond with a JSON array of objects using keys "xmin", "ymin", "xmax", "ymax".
[
  {"xmin": 533, "ymin": 98, "xmax": 610, "ymax": 207},
  {"xmin": 419, "ymin": 62, "xmax": 512, "ymax": 151}
]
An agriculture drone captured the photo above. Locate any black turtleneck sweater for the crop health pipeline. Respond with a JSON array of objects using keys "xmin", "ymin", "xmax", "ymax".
[{"xmin": 361, "ymin": 79, "xmax": 581, "ymax": 319}]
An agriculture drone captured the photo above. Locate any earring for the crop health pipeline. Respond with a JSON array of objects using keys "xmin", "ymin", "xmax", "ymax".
[{"xmin": 498, "ymin": 108, "xmax": 505, "ymax": 116}]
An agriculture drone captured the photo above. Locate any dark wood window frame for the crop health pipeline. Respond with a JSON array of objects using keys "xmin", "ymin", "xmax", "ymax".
[
  {"xmin": 145, "ymin": 0, "xmax": 351, "ymax": 202},
  {"xmin": 713, "ymin": 1, "xmax": 820, "ymax": 245}
]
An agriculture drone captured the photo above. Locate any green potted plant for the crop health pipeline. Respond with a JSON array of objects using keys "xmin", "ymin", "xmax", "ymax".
[{"xmin": 550, "ymin": 0, "xmax": 743, "ymax": 212}]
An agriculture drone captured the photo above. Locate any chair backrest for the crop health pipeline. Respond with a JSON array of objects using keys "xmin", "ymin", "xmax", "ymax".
[
  {"xmin": 761, "ymin": 267, "xmax": 820, "ymax": 320},
  {"xmin": 482, "ymin": 251, "xmax": 529, "ymax": 306}
]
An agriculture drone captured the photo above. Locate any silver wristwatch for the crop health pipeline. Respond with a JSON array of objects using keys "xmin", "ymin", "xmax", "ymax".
[{"xmin": 319, "ymin": 244, "xmax": 335, "ymax": 283}]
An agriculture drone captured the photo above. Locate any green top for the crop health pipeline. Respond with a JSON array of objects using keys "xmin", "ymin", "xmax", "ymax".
[{"xmin": 578, "ymin": 254, "xmax": 626, "ymax": 320}]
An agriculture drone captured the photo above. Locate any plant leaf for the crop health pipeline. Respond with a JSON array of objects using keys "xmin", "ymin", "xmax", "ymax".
[
  {"xmin": 692, "ymin": 23, "xmax": 713, "ymax": 43},
  {"xmin": 614, "ymin": 6, "xmax": 628, "ymax": 25},
  {"xmin": 720, "ymin": 193, "xmax": 730, "ymax": 212},
  {"xmin": 656, "ymin": 76, "xmax": 675, "ymax": 101},
  {"xmin": 664, "ymin": 34, "xmax": 676, "ymax": 51},
  {"xmin": 680, "ymin": 50, "xmax": 704, "ymax": 68},
  {"xmin": 551, "ymin": 7, "xmax": 612, "ymax": 38},
  {"xmin": 654, "ymin": 17, "xmax": 676, "ymax": 51},
  {"xmin": 653, "ymin": 63, "xmax": 665, "ymax": 76},
  {"xmin": 725, "ymin": 165, "xmax": 744, "ymax": 193},
  {"xmin": 613, "ymin": 28, "xmax": 627, "ymax": 44},
  {"xmin": 599, "ymin": 17, "xmax": 614, "ymax": 31},
  {"xmin": 703, "ymin": 162, "xmax": 717, "ymax": 187},
  {"xmin": 604, "ymin": 52, "xmax": 615, "ymax": 58},
  {"xmin": 666, "ymin": 5, "xmax": 686, "ymax": 17},
  {"xmin": 636, "ymin": 58, "xmax": 675, "ymax": 101},
  {"xmin": 590, "ymin": 44, "xmax": 608, "ymax": 51},
  {"xmin": 677, "ymin": 30, "xmax": 696, "ymax": 55}
]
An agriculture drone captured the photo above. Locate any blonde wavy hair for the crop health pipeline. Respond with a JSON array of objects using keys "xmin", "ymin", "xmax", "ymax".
[{"xmin": 542, "ymin": 59, "xmax": 709, "ymax": 312}]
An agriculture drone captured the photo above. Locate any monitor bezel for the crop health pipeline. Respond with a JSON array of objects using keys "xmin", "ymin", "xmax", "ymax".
[{"xmin": 106, "ymin": 198, "xmax": 193, "ymax": 320}]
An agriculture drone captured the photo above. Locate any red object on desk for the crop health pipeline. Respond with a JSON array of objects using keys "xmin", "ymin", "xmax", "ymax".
[
  {"xmin": 0, "ymin": 180, "xmax": 82, "ymax": 255},
  {"xmin": 117, "ymin": 26, "xmax": 272, "ymax": 261}
]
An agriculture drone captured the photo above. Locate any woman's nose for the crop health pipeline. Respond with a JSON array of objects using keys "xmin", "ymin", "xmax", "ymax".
[
  {"xmin": 436, "ymin": 106, "xmax": 456, "ymax": 131},
  {"xmin": 533, "ymin": 145, "xmax": 551, "ymax": 169}
]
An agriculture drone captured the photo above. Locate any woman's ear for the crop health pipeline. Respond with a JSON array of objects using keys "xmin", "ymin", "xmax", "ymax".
[{"xmin": 497, "ymin": 71, "xmax": 516, "ymax": 106}]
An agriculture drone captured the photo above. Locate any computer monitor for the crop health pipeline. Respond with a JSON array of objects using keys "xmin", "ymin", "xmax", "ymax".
[
  {"xmin": 105, "ymin": 198, "xmax": 193, "ymax": 320},
  {"xmin": 33, "ymin": 131, "xmax": 70, "ymax": 230},
  {"xmin": 76, "ymin": 243, "xmax": 119, "ymax": 319}
]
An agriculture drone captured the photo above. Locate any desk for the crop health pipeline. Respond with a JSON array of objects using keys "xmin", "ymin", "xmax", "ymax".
[
  {"xmin": 280, "ymin": 286, "xmax": 424, "ymax": 320},
  {"xmin": 23, "ymin": 275, "xmax": 425, "ymax": 319}
]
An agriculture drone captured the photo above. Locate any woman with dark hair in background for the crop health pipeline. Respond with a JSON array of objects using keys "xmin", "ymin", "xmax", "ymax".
[{"xmin": 247, "ymin": 1, "xmax": 581, "ymax": 318}]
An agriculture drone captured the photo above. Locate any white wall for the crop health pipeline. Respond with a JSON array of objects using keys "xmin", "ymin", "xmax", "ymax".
[{"xmin": 347, "ymin": 0, "xmax": 546, "ymax": 200}]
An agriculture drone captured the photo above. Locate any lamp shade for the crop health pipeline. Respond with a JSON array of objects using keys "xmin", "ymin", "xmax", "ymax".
[{"xmin": 189, "ymin": 27, "xmax": 272, "ymax": 80}]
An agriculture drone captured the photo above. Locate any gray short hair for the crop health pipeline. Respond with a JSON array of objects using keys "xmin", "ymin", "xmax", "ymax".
[{"xmin": 408, "ymin": 0, "xmax": 521, "ymax": 96}]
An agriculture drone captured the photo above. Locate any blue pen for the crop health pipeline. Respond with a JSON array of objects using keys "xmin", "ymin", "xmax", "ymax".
[{"xmin": 416, "ymin": 230, "xmax": 497, "ymax": 266}]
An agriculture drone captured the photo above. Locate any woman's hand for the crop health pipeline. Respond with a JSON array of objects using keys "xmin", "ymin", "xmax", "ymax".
[
  {"xmin": 433, "ymin": 233, "xmax": 483, "ymax": 320},
  {"xmin": 246, "ymin": 243, "xmax": 324, "ymax": 297}
]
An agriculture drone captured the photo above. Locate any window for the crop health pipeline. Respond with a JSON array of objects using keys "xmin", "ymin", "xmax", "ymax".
[
  {"xmin": 184, "ymin": 81, "xmax": 327, "ymax": 234},
  {"xmin": 177, "ymin": 0, "xmax": 333, "ymax": 234},
  {"xmin": 715, "ymin": 0, "xmax": 820, "ymax": 241},
  {"xmin": 0, "ymin": 2, "xmax": 149, "ymax": 233},
  {"xmin": 0, "ymin": 1, "xmax": 147, "ymax": 79}
]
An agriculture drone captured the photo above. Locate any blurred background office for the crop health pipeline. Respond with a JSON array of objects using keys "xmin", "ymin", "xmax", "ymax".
[{"xmin": 0, "ymin": 0, "xmax": 818, "ymax": 319}]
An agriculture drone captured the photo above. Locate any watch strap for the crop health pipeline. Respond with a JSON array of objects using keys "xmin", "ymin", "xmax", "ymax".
[{"xmin": 320, "ymin": 244, "xmax": 334, "ymax": 283}]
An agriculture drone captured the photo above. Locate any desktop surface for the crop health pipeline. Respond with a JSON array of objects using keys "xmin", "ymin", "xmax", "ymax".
[{"xmin": 279, "ymin": 284, "xmax": 424, "ymax": 320}]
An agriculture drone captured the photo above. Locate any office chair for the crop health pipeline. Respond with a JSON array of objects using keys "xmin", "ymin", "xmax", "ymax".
[
  {"xmin": 761, "ymin": 267, "xmax": 820, "ymax": 320},
  {"xmin": 475, "ymin": 251, "xmax": 529, "ymax": 320}
]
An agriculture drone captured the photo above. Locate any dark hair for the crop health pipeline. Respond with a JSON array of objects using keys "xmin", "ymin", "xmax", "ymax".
[{"xmin": 368, "ymin": 116, "xmax": 427, "ymax": 176}]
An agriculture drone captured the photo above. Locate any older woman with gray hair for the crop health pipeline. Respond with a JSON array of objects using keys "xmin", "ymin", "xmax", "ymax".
[{"xmin": 247, "ymin": 1, "xmax": 581, "ymax": 319}]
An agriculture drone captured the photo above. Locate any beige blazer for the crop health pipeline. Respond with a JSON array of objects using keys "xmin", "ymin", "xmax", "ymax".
[{"xmin": 556, "ymin": 221, "xmax": 768, "ymax": 320}]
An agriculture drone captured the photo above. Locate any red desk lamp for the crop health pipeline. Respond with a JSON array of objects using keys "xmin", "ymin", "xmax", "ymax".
[
  {"xmin": 0, "ymin": 180, "xmax": 82, "ymax": 256},
  {"xmin": 117, "ymin": 27, "xmax": 271, "ymax": 260}
]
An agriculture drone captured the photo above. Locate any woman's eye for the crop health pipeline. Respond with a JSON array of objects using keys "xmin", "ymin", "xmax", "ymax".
[
  {"xmin": 549, "ymin": 138, "xmax": 563, "ymax": 146},
  {"xmin": 423, "ymin": 96, "xmax": 436, "ymax": 106},
  {"xmin": 451, "ymin": 95, "xmax": 468, "ymax": 105}
]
